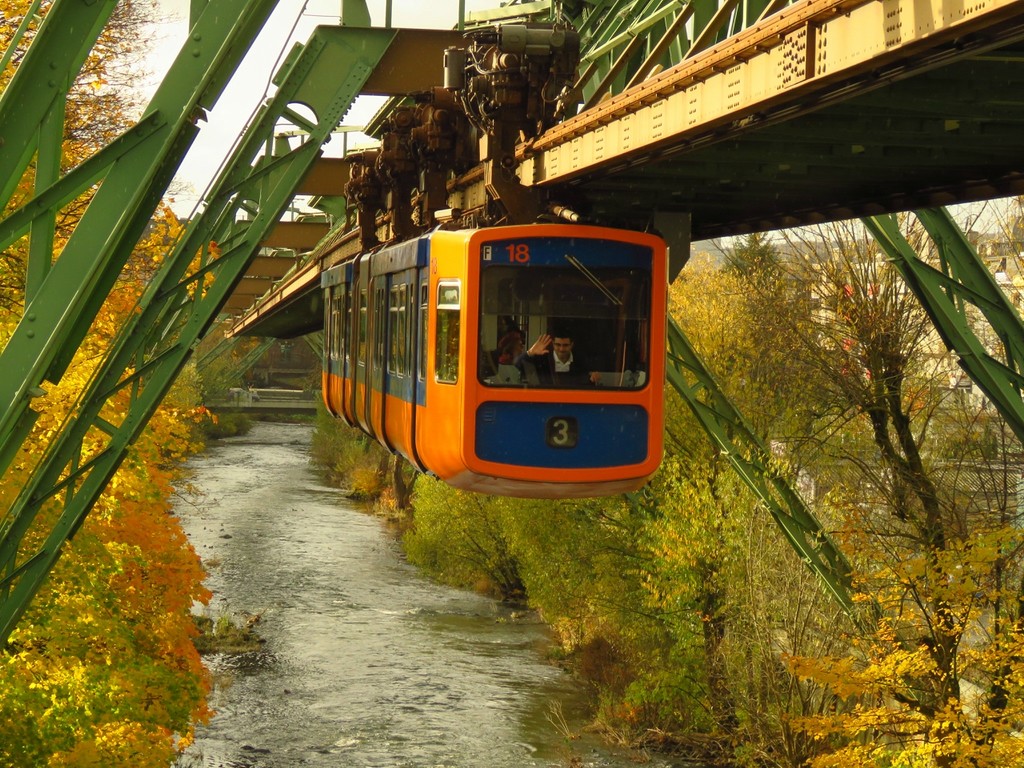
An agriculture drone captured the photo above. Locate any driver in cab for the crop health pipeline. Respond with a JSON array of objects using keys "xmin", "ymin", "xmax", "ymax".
[{"xmin": 518, "ymin": 331, "xmax": 600, "ymax": 387}]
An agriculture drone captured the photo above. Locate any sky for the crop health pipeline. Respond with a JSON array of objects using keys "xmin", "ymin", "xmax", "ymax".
[{"xmin": 141, "ymin": 0, "xmax": 501, "ymax": 214}]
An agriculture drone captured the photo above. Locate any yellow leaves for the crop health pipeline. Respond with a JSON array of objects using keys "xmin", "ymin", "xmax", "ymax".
[
  {"xmin": 790, "ymin": 516, "xmax": 1024, "ymax": 766},
  {"xmin": 788, "ymin": 654, "xmax": 863, "ymax": 698},
  {"xmin": 0, "ymin": 219, "xmax": 211, "ymax": 760}
]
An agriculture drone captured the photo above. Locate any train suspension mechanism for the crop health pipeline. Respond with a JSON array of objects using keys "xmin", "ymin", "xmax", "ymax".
[{"xmin": 344, "ymin": 21, "xmax": 583, "ymax": 246}]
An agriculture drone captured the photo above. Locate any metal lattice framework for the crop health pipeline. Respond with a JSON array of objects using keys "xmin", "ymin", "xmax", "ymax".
[{"xmin": 0, "ymin": 5, "xmax": 401, "ymax": 639}]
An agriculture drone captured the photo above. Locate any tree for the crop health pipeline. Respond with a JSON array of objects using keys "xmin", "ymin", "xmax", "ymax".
[
  {"xmin": 0, "ymin": 201, "xmax": 213, "ymax": 766},
  {"xmin": 780, "ymin": 216, "xmax": 1024, "ymax": 767},
  {"xmin": 649, "ymin": 248, "xmax": 849, "ymax": 765}
]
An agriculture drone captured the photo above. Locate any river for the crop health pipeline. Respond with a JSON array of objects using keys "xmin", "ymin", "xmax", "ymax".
[{"xmin": 174, "ymin": 421, "xmax": 679, "ymax": 768}]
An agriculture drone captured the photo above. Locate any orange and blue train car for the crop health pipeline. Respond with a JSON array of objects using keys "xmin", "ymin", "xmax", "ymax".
[{"xmin": 321, "ymin": 223, "xmax": 667, "ymax": 498}]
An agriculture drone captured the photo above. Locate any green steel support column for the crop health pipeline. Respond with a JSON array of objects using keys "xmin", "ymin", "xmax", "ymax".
[
  {"xmin": 864, "ymin": 210, "xmax": 1024, "ymax": 445},
  {"xmin": 24, "ymin": 92, "xmax": 65, "ymax": 303},
  {"xmin": 195, "ymin": 332, "xmax": 251, "ymax": 391},
  {"xmin": 666, "ymin": 316, "xmax": 857, "ymax": 617},
  {"xmin": 0, "ymin": 26, "xmax": 397, "ymax": 643},
  {"xmin": 229, "ymin": 340, "xmax": 278, "ymax": 389},
  {"xmin": 0, "ymin": 0, "xmax": 118, "ymax": 208},
  {"xmin": 0, "ymin": 0, "xmax": 281, "ymax": 481},
  {"xmin": 195, "ymin": 331, "xmax": 244, "ymax": 373}
]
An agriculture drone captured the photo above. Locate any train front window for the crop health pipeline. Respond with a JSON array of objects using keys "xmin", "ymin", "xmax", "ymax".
[
  {"xmin": 436, "ymin": 281, "xmax": 461, "ymax": 384},
  {"xmin": 478, "ymin": 261, "xmax": 652, "ymax": 390}
]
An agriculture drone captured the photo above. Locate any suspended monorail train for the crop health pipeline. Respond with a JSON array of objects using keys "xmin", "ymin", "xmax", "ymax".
[{"xmin": 321, "ymin": 223, "xmax": 667, "ymax": 497}]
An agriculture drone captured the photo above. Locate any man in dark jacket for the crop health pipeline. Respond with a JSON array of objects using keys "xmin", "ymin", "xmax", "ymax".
[{"xmin": 517, "ymin": 331, "xmax": 598, "ymax": 387}]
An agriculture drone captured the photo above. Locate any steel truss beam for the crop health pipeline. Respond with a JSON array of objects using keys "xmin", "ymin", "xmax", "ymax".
[
  {"xmin": 572, "ymin": 0, "xmax": 781, "ymax": 107},
  {"xmin": 864, "ymin": 209, "xmax": 1024, "ymax": 445},
  {"xmin": 666, "ymin": 316, "xmax": 857, "ymax": 616},
  {"xmin": 0, "ymin": 24, "xmax": 397, "ymax": 642},
  {"xmin": 0, "ymin": 0, "xmax": 118, "ymax": 208}
]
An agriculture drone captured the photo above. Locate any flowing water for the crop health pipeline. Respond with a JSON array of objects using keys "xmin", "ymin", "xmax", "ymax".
[{"xmin": 174, "ymin": 421, "xmax": 680, "ymax": 768}]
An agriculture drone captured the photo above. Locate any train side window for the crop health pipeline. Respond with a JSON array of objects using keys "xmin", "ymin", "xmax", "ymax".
[
  {"xmin": 388, "ymin": 284, "xmax": 408, "ymax": 376},
  {"xmin": 329, "ymin": 293, "xmax": 342, "ymax": 362},
  {"xmin": 398, "ymin": 283, "xmax": 407, "ymax": 375},
  {"xmin": 332, "ymin": 286, "xmax": 347, "ymax": 363},
  {"xmin": 358, "ymin": 288, "xmax": 367, "ymax": 363},
  {"xmin": 418, "ymin": 282, "xmax": 428, "ymax": 381},
  {"xmin": 339, "ymin": 288, "xmax": 348, "ymax": 365},
  {"xmin": 324, "ymin": 289, "xmax": 335, "ymax": 360},
  {"xmin": 388, "ymin": 285, "xmax": 399, "ymax": 375},
  {"xmin": 435, "ymin": 281, "xmax": 461, "ymax": 384},
  {"xmin": 374, "ymin": 286, "xmax": 386, "ymax": 366}
]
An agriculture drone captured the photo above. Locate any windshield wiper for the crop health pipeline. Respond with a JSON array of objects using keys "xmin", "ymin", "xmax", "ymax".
[{"xmin": 564, "ymin": 254, "xmax": 622, "ymax": 305}]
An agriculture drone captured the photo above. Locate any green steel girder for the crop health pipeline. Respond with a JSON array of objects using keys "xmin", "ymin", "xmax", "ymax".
[
  {"xmin": 0, "ymin": 112, "xmax": 169, "ymax": 253},
  {"xmin": 0, "ymin": 0, "xmax": 118, "ymax": 207},
  {"xmin": 1, "ymin": 0, "xmax": 117, "ymax": 304},
  {"xmin": 571, "ymin": 0, "xmax": 789, "ymax": 106},
  {"xmin": 303, "ymin": 331, "xmax": 324, "ymax": 356},
  {"xmin": 665, "ymin": 316, "xmax": 857, "ymax": 617},
  {"xmin": 0, "ymin": 0, "xmax": 283, "ymax": 481},
  {"xmin": 195, "ymin": 328, "xmax": 245, "ymax": 372},
  {"xmin": 0, "ymin": 25, "xmax": 398, "ymax": 643},
  {"xmin": 864, "ymin": 209, "xmax": 1024, "ymax": 446}
]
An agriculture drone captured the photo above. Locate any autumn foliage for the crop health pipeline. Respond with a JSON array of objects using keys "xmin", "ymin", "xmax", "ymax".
[
  {"xmin": 0, "ymin": 208, "xmax": 214, "ymax": 764},
  {"xmin": 1, "ymin": 2, "xmax": 214, "ymax": 765}
]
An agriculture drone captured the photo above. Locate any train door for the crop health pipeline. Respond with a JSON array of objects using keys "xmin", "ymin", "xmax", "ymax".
[
  {"xmin": 322, "ymin": 268, "xmax": 349, "ymax": 422},
  {"xmin": 321, "ymin": 277, "xmax": 336, "ymax": 415},
  {"xmin": 339, "ymin": 261, "xmax": 354, "ymax": 424},
  {"xmin": 366, "ymin": 276, "xmax": 388, "ymax": 443},
  {"xmin": 352, "ymin": 252, "xmax": 372, "ymax": 436},
  {"xmin": 415, "ymin": 230, "xmax": 468, "ymax": 480},
  {"xmin": 383, "ymin": 271, "xmax": 418, "ymax": 460},
  {"xmin": 376, "ymin": 237, "xmax": 430, "ymax": 468},
  {"xmin": 406, "ymin": 271, "xmax": 430, "ymax": 471}
]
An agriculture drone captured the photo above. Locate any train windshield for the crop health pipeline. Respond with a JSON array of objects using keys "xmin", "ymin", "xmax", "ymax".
[{"xmin": 478, "ymin": 240, "xmax": 653, "ymax": 389}]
